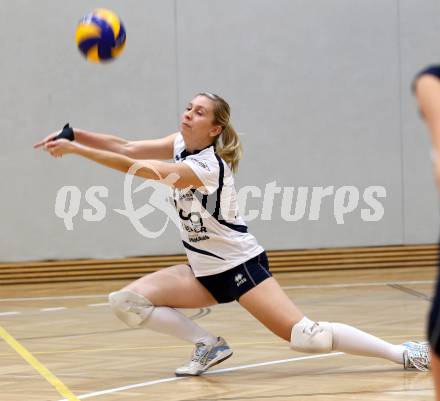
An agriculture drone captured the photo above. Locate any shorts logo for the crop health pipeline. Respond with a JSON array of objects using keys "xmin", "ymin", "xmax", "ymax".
[{"xmin": 235, "ymin": 273, "xmax": 247, "ymax": 287}]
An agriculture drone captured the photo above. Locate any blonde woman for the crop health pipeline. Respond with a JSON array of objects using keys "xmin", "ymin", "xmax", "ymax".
[{"xmin": 35, "ymin": 92, "xmax": 430, "ymax": 376}]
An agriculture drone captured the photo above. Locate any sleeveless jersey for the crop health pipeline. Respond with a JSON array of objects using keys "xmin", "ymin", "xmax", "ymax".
[{"xmin": 173, "ymin": 133, "xmax": 264, "ymax": 277}]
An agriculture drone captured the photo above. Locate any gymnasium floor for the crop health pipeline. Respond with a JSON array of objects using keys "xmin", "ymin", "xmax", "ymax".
[{"xmin": 0, "ymin": 266, "xmax": 436, "ymax": 401}]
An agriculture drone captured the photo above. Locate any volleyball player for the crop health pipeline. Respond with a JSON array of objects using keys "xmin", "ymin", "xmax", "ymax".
[
  {"xmin": 414, "ymin": 66, "xmax": 440, "ymax": 399},
  {"xmin": 34, "ymin": 92, "xmax": 430, "ymax": 376}
]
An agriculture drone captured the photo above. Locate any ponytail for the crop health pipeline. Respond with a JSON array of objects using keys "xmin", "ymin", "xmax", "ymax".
[
  {"xmin": 197, "ymin": 92, "xmax": 243, "ymax": 173},
  {"xmin": 215, "ymin": 123, "xmax": 242, "ymax": 173}
]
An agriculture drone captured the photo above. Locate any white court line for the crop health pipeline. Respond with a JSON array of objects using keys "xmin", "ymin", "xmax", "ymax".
[
  {"xmin": 0, "ymin": 304, "xmax": 108, "ymax": 317},
  {"xmin": 0, "ymin": 295, "xmax": 106, "ymax": 302},
  {"xmin": 0, "ymin": 280, "xmax": 434, "ymax": 303},
  {"xmin": 0, "ymin": 280, "xmax": 433, "ymax": 318},
  {"xmin": 283, "ymin": 280, "xmax": 434, "ymax": 290},
  {"xmin": 57, "ymin": 352, "xmax": 343, "ymax": 401},
  {"xmin": 206, "ymin": 352, "xmax": 344, "ymax": 374}
]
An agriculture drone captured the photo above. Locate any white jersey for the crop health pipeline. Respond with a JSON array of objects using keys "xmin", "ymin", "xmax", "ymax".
[{"xmin": 173, "ymin": 133, "xmax": 264, "ymax": 277}]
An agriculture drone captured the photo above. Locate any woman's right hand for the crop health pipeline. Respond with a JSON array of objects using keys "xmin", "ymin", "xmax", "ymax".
[{"xmin": 33, "ymin": 131, "xmax": 59, "ymax": 149}]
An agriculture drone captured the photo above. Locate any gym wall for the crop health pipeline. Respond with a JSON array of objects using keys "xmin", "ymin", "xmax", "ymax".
[{"xmin": 1, "ymin": 0, "xmax": 439, "ymax": 262}]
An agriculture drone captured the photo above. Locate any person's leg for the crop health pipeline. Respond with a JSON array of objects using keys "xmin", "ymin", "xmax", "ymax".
[
  {"xmin": 432, "ymin": 352, "xmax": 440, "ymax": 401},
  {"xmin": 239, "ymin": 277, "xmax": 421, "ymax": 367},
  {"xmin": 429, "ymin": 268, "xmax": 440, "ymax": 397},
  {"xmin": 109, "ymin": 264, "xmax": 219, "ymax": 345},
  {"xmin": 237, "ymin": 277, "xmax": 303, "ymax": 340},
  {"xmin": 109, "ymin": 264, "xmax": 233, "ymax": 376},
  {"xmin": 122, "ymin": 263, "xmax": 217, "ymax": 307}
]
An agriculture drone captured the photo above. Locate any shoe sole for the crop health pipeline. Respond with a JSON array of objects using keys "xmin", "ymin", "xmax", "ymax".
[{"xmin": 175, "ymin": 350, "xmax": 233, "ymax": 377}]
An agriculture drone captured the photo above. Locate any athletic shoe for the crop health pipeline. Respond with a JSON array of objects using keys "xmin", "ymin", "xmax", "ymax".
[
  {"xmin": 402, "ymin": 341, "xmax": 431, "ymax": 371},
  {"xmin": 175, "ymin": 337, "xmax": 233, "ymax": 376}
]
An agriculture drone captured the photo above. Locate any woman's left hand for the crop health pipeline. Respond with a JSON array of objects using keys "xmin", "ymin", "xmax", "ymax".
[{"xmin": 44, "ymin": 139, "xmax": 79, "ymax": 158}]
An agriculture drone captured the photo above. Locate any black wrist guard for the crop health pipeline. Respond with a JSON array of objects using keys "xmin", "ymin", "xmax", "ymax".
[{"xmin": 53, "ymin": 123, "xmax": 75, "ymax": 141}]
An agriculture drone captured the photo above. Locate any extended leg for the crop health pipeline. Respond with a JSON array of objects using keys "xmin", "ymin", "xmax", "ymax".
[{"xmin": 239, "ymin": 277, "xmax": 430, "ymax": 370}]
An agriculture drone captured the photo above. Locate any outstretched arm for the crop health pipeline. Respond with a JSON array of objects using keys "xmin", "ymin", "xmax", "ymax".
[
  {"xmin": 415, "ymin": 75, "xmax": 440, "ymax": 189},
  {"xmin": 43, "ymin": 139, "xmax": 203, "ymax": 190},
  {"xmin": 34, "ymin": 128, "xmax": 178, "ymax": 160}
]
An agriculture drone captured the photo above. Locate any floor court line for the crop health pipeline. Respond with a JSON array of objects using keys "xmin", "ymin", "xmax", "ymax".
[
  {"xmin": 0, "ymin": 335, "xmax": 424, "ymax": 357},
  {"xmin": 0, "ymin": 325, "xmax": 80, "ymax": 401},
  {"xmin": 56, "ymin": 352, "xmax": 344, "ymax": 401},
  {"xmin": 0, "ymin": 340, "xmax": 286, "ymax": 357},
  {"xmin": 0, "ymin": 295, "xmax": 106, "ymax": 302},
  {"xmin": 282, "ymin": 280, "xmax": 434, "ymax": 290},
  {"xmin": 0, "ymin": 280, "xmax": 432, "ymax": 319},
  {"xmin": 0, "ymin": 280, "xmax": 434, "ymax": 303},
  {"xmin": 0, "ymin": 278, "xmax": 430, "ymax": 399}
]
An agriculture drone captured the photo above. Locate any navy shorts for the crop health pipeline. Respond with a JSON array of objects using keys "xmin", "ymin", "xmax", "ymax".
[{"xmin": 196, "ymin": 252, "xmax": 272, "ymax": 303}]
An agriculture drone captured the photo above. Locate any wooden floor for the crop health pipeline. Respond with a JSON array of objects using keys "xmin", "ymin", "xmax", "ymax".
[{"xmin": 0, "ymin": 266, "xmax": 437, "ymax": 401}]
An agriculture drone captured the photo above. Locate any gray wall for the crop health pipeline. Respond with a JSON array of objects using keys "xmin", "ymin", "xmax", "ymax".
[{"xmin": 1, "ymin": 0, "xmax": 439, "ymax": 262}]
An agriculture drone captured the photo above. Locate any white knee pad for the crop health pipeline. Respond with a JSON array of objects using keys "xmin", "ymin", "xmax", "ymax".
[
  {"xmin": 290, "ymin": 317, "xmax": 333, "ymax": 353},
  {"xmin": 108, "ymin": 290, "xmax": 155, "ymax": 328}
]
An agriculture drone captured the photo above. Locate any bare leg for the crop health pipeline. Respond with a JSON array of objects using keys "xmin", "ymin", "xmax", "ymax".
[
  {"xmin": 239, "ymin": 277, "xmax": 406, "ymax": 364},
  {"xmin": 239, "ymin": 277, "xmax": 303, "ymax": 341},
  {"xmin": 111, "ymin": 264, "xmax": 219, "ymax": 345},
  {"xmin": 123, "ymin": 264, "xmax": 217, "ymax": 308}
]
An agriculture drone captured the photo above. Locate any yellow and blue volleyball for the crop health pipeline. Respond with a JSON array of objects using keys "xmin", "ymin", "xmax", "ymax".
[{"xmin": 75, "ymin": 9, "xmax": 126, "ymax": 63}]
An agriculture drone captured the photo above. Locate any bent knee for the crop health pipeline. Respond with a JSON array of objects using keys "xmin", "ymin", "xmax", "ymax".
[
  {"xmin": 290, "ymin": 317, "xmax": 333, "ymax": 353},
  {"xmin": 109, "ymin": 290, "xmax": 154, "ymax": 328}
]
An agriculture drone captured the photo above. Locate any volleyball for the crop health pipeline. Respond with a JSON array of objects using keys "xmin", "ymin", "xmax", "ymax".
[{"xmin": 75, "ymin": 9, "xmax": 126, "ymax": 63}]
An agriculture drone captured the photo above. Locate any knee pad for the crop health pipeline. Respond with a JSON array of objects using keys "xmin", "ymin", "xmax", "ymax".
[
  {"xmin": 108, "ymin": 290, "xmax": 154, "ymax": 328},
  {"xmin": 290, "ymin": 317, "xmax": 333, "ymax": 353}
]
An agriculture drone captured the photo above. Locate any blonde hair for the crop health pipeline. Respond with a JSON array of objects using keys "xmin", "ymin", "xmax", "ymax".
[{"xmin": 198, "ymin": 92, "xmax": 243, "ymax": 173}]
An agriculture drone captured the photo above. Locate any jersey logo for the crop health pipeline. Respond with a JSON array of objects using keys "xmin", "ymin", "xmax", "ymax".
[
  {"xmin": 188, "ymin": 157, "xmax": 210, "ymax": 171},
  {"xmin": 179, "ymin": 210, "xmax": 209, "ymax": 241},
  {"xmin": 179, "ymin": 210, "xmax": 203, "ymax": 226}
]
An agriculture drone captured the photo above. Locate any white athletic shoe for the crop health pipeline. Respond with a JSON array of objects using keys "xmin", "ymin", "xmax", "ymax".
[
  {"xmin": 175, "ymin": 337, "xmax": 233, "ymax": 376},
  {"xmin": 402, "ymin": 341, "xmax": 431, "ymax": 371}
]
